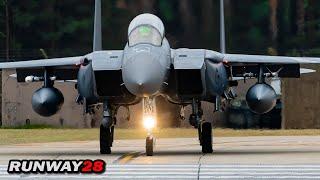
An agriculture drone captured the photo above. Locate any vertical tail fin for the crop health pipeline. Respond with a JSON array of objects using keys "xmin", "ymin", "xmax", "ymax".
[{"xmin": 93, "ymin": 0, "xmax": 102, "ymax": 51}]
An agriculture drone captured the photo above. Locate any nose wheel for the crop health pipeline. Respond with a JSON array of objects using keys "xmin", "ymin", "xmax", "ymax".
[{"xmin": 146, "ymin": 135, "xmax": 155, "ymax": 156}]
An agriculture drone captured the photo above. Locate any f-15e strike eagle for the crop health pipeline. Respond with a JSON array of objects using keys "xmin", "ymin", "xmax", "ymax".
[{"xmin": 1, "ymin": 0, "xmax": 319, "ymax": 156}]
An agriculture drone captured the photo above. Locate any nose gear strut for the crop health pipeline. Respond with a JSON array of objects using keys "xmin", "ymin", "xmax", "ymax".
[{"xmin": 143, "ymin": 97, "xmax": 156, "ymax": 156}]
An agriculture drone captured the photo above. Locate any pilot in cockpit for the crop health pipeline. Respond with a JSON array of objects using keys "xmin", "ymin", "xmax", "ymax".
[
  {"xmin": 127, "ymin": 13, "xmax": 165, "ymax": 47},
  {"xmin": 128, "ymin": 25, "xmax": 162, "ymax": 46}
]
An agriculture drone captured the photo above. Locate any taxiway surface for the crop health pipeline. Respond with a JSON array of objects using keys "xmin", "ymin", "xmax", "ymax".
[
  {"xmin": 0, "ymin": 136, "xmax": 320, "ymax": 164},
  {"xmin": 1, "ymin": 136, "xmax": 320, "ymax": 179}
]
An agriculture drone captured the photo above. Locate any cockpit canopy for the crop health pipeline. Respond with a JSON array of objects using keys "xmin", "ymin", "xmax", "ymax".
[
  {"xmin": 128, "ymin": 13, "xmax": 165, "ymax": 47},
  {"xmin": 128, "ymin": 25, "xmax": 162, "ymax": 46}
]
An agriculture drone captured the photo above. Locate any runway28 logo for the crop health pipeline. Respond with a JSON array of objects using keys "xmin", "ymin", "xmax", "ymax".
[{"xmin": 7, "ymin": 159, "xmax": 106, "ymax": 174}]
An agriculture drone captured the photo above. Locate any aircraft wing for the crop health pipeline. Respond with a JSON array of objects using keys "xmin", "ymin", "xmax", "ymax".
[
  {"xmin": 203, "ymin": 50, "xmax": 320, "ymax": 78},
  {"xmin": 171, "ymin": 49, "xmax": 319, "ymax": 103},
  {"xmin": 0, "ymin": 51, "xmax": 123, "ymax": 82},
  {"xmin": 0, "ymin": 56, "xmax": 83, "ymax": 69},
  {"xmin": 204, "ymin": 50, "xmax": 320, "ymax": 65},
  {"xmin": 221, "ymin": 53, "xmax": 320, "ymax": 65}
]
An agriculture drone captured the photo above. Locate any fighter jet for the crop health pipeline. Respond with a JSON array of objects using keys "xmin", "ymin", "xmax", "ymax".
[{"xmin": 1, "ymin": 0, "xmax": 320, "ymax": 156}]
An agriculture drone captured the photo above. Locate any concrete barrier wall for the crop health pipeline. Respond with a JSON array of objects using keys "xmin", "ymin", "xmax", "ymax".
[
  {"xmin": 281, "ymin": 65, "xmax": 320, "ymax": 129},
  {"xmin": 1, "ymin": 70, "xmax": 95, "ymax": 128}
]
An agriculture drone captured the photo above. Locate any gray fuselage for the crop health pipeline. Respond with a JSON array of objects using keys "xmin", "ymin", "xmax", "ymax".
[{"xmin": 122, "ymin": 38, "xmax": 171, "ymax": 97}]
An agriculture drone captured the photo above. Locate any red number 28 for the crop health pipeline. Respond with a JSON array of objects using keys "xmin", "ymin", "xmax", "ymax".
[{"xmin": 81, "ymin": 159, "xmax": 105, "ymax": 173}]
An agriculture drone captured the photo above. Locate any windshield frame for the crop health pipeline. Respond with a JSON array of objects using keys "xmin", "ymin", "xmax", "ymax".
[{"xmin": 128, "ymin": 24, "xmax": 163, "ymax": 47}]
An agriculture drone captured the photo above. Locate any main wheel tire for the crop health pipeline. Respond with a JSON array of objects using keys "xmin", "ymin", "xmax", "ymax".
[
  {"xmin": 100, "ymin": 125, "xmax": 112, "ymax": 154},
  {"xmin": 146, "ymin": 136, "xmax": 154, "ymax": 156},
  {"xmin": 201, "ymin": 122, "xmax": 213, "ymax": 154},
  {"xmin": 110, "ymin": 126, "xmax": 114, "ymax": 147},
  {"xmin": 198, "ymin": 126, "xmax": 202, "ymax": 145}
]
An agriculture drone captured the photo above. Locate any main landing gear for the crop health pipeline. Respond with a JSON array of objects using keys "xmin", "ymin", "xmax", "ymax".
[
  {"xmin": 100, "ymin": 101, "xmax": 116, "ymax": 154},
  {"xmin": 189, "ymin": 99, "xmax": 213, "ymax": 154},
  {"xmin": 97, "ymin": 97, "xmax": 164, "ymax": 156},
  {"xmin": 200, "ymin": 122, "xmax": 213, "ymax": 153},
  {"xmin": 99, "ymin": 97, "xmax": 213, "ymax": 155}
]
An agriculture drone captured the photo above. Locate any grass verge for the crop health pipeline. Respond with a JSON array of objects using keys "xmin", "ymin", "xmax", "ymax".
[{"xmin": 0, "ymin": 128, "xmax": 319, "ymax": 145}]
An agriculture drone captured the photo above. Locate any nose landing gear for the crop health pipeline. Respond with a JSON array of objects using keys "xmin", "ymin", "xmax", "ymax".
[{"xmin": 143, "ymin": 97, "xmax": 156, "ymax": 156}]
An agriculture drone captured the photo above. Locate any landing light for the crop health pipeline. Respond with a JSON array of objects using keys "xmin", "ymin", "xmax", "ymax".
[{"xmin": 143, "ymin": 115, "xmax": 156, "ymax": 130}]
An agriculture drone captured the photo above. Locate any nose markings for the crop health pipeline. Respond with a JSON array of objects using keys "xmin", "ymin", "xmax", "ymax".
[{"xmin": 133, "ymin": 46, "xmax": 151, "ymax": 53}]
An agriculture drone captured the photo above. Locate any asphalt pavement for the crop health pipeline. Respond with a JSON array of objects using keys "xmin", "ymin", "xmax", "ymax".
[{"xmin": 0, "ymin": 136, "xmax": 320, "ymax": 179}]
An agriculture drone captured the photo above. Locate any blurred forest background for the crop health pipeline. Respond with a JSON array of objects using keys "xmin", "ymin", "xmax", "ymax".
[{"xmin": 1, "ymin": 0, "xmax": 320, "ymax": 60}]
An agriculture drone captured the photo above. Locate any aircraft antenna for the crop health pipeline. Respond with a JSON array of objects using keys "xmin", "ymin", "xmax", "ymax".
[
  {"xmin": 93, "ymin": 0, "xmax": 102, "ymax": 51},
  {"xmin": 220, "ymin": 0, "xmax": 226, "ymax": 54},
  {"xmin": 220, "ymin": 0, "xmax": 236, "ymax": 97}
]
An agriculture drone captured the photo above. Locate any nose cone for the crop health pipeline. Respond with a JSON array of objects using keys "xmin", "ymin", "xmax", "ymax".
[{"xmin": 123, "ymin": 52, "xmax": 164, "ymax": 97}]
